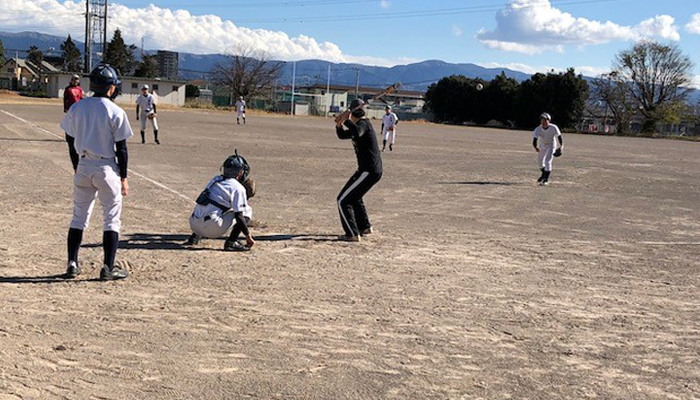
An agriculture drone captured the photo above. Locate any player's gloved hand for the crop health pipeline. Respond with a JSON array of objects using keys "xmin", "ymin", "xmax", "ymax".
[
  {"xmin": 121, "ymin": 178, "xmax": 129, "ymax": 196},
  {"xmin": 246, "ymin": 234, "xmax": 255, "ymax": 248}
]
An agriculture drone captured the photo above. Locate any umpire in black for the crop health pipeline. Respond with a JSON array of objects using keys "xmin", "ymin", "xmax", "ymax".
[{"xmin": 334, "ymin": 99, "xmax": 383, "ymax": 242}]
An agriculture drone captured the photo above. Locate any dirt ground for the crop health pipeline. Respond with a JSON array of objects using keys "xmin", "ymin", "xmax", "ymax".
[{"xmin": 0, "ymin": 97, "xmax": 698, "ymax": 400}]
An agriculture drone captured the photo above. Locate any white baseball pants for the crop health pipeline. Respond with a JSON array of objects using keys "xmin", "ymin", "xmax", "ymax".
[
  {"xmin": 70, "ymin": 158, "xmax": 123, "ymax": 232},
  {"xmin": 140, "ymin": 110, "xmax": 159, "ymax": 131},
  {"xmin": 189, "ymin": 211, "xmax": 236, "ymax": 238},
  {"xmin": 538, "ymin": 144, "xmax": 555, "ymax": 172},
  {"xmin": 383, "ymin": 127, "xmax": 396, "ymax": 144}
]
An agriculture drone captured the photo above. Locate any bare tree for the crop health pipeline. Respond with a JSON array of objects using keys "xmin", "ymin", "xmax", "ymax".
[
  {"xmin": 614, "ymin": 41, "xmax": 694, "ymax": 132},
  {"xmin": 211, "ymin": 45, "xmax": 284, "ymax": 103},
  {"xmin": 591, "ymin": 71, "xmax": 636, "ymax": 134}
]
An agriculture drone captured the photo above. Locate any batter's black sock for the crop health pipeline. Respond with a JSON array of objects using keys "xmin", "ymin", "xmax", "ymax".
[
  {"xmin": 103, "ymin": 231, "xmax": 119, "ymax": 270},
  {"xmin": 67, "ymin": 228, "xmax": 83, "ymax": 263},
  {"xmin": 154, "ymin": 130, "xmax": 160, "ymax": 144},
  {"xmin": 140, "ymin": 131, "xmax": 145, "ymax": 143},
  {"xmin": 542, "ymin": 171, "xmax": 551, "ymax": 182},
  {"xmin": 382, "ymin": 140, "xmax": 386, "ymax": 150}
]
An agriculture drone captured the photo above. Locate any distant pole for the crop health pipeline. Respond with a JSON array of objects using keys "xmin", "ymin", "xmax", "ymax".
[
  {"xmin": 84, "ymin": 0, "xmax": 90, "ymax": 72},
  {"xmin": 291, "ymin": 61, "xmax": 296, "ymax": 116},
  {"xmin": 326, "ymin": 64, "xmax": 331, "ymax": 116},
  {"xmin": 355, "ymin": 67, "xmax": 360, "ymax": 97}
]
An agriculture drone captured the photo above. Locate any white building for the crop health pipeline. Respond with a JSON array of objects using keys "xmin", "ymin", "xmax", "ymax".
[{"xmin": 46, "ymin": 72, "xmax": 187, "ymax": 107}]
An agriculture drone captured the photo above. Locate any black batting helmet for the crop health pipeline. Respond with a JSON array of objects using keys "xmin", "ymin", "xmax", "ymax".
[{"xmin": 90, "ymin": 64, "xmax": 121, "ymax": 99}]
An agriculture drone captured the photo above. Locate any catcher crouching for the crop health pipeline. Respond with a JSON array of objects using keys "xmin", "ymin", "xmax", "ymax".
[{"xmin": 185, "ymin": 151, "xmax": 256, "ymax": 251}]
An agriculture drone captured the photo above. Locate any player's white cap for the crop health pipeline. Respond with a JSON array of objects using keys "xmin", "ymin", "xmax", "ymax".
[
  {"xmin": 540, "ymin": 112, "xmax": 552, "ymax": 121},
  {"xmin": 385, "ymin": 105, "xmax": 392, "ymax": 110},
  {"xmin": 142, "ymin": 84, "xmax": 149, "ymax": 90}
]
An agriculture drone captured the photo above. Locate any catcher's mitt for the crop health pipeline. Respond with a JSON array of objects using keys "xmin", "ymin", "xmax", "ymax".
[
  {"xmin": 553, "ymin": 148, "xmax": 563, "ymax": 157},
  {"xmin": 147, "ymin": 113, "xmax": 157, "ymax": 120},
  {"xmin": 243, "ymin": 176, "xmax": 256, "ymax": 199}
]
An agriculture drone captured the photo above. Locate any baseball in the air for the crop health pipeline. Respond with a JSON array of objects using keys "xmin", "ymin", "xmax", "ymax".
[{"xmin": 476, "ymin": 83, "xmax": 484, "ymax": 91}]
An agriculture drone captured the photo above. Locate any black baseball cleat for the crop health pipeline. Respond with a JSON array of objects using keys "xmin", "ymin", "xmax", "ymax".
[
  {"xmin": 224, "ymin": 240, "xmax": 251, "ymax": 252},
  {"xmin": 100, "ymin": 265, "xmax": 129, "ymax": 281},
  {"xmin": 65, "ymin": 261, "xmax": 81, "ymax": 279},
  {"xmin": 389, "ymin": 144, "xmax": 394, "ymax": 152},
  {"xmin": 155, "ymin": 139, "xmax": 160, "ymax": 145},
  {"xmin": 360, "ymin": 227, "xmax": 374, "ymax": 236},
  {"xmin": 184, "ymin": 233, "xmax": 201, "ymax": 246},
  {"xmin": 537, "ymin": 168, "xmax": 545, "ymax": 183},
  {"xmin": 338, "ymin": 234, "xmax": 361, "ymax": 242}
]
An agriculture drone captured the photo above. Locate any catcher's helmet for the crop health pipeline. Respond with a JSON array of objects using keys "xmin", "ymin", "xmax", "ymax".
[
  {"xmin": 222, "ymin": 150, "xmax": 250, "ymax": 181},
  {"xmin": 540, "ymin": 112, "xmax": 552, "ymax": 121},
  {"xmin": 90, "ymin": 64, "xmax": 121, "ymax": 99}
]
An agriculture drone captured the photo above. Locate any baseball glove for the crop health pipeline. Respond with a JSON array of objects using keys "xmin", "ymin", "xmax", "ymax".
[
  {"xmin": 243, "ymin": 176, "xmax": 256, "ymax": 199},
  {"xmin": 553, "ymin": 148, "xmax": 563, "ymax": 157},
  {"xmin": 147, "ymin": 113, "xmax": 157, "ymax": 120}
]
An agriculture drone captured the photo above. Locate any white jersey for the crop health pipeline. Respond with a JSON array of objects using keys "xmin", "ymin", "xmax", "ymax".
[
  {"xmin": 136, "ymin": 93, "xmax": 157, "ymax": 112},
  {"xmin": 382, "ymin": 112, "xmax": 399, "ymax": 133},
  {"xmin": 193, "ymin": 175, "xmax": 252, "ymax": 219},
  {"xmin": 533, "ymin": 123, "xmax": 562, "ymax": 146},
  {"xmin": 60, "ymin": 97, "xmax": 134, "ymax": 159},
  {"xmin": 235, "ymin": 100, "xmax": 246, "ymax": 113}
]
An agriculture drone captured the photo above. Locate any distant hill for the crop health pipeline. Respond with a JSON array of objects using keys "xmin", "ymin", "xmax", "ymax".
[{"xmin": 2, "ymin": 30, "xmax": 698, "ymax": 99}]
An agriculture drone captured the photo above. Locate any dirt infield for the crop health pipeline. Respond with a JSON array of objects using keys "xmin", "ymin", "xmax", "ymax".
[{"xmin": 0, "ymin": 99, "xmax": 698, "ymax": 400}]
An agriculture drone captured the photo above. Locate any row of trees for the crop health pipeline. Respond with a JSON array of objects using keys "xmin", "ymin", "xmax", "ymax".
[
  {"xmin": 425, "ymin": 41, "xmax": 696, "ymax": 133},
  {"xmin": 591, "ymin": 41, "xmax": 695, "ymax": 134},
  {"xmin": 424, "ymin": 69, "xmax": 589, "ymax": 129}
]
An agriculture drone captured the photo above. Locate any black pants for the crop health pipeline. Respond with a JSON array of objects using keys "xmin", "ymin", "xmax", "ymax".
[{"xmin": 337, "ymin": 170, "xmax": 382, "ymax": 236}]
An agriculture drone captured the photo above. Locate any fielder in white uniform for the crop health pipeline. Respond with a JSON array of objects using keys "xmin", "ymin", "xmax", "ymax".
[
  {"xmin": 532, "ymin": 112, "xmax": 564, "ymax": 186},
  {"xmin": 381, "ymin": 105, "xmax": 399, "ymax": 152},
  {"xmin": 60, "ymin": 64, "xmax": 133, "ymax": 280},
  {"xmin": 235, "ymin": 96, "xmax": 246, "ymax": 125},
  {"xmin": 185, "ymin": 152, "xmax": 255, "ymax": 252},
  {"xmin": 136, "ymin": 84, "xmax": 159, "ymax": 144}
]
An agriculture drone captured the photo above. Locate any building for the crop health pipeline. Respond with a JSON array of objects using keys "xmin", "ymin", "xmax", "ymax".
[
  {"xmin": 0, "ymin": 58, "xmax": 59, "ymax": 90},
  {"xmin": 156, "ymin": 51, "xmax": 179, "ymax": 80},
  {"xmin": 46, "ymin": 72, "xmax": 187, "ymax": 107}
]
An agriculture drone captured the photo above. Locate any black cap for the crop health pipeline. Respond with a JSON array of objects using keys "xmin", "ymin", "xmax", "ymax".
[{"xmin": 349, "ymin": 98, "xmax": 365, "ymax": 110}]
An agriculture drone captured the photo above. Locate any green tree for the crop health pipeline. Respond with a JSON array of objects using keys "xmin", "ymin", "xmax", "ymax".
[
  {"xmin": 27, "ymin": 45, "xmax": 43, "ymax": 68},
  {"xmin": 60, "ymin": 34, "xmax": 81, "ymax": 72},
  {"xmin": 481, "ymin": 72, "xmax": 519, "ymax": 125},
  {"xmin": 424, "ymin": 75, "xmax": 482, "ymax": 124},
  {"xmin": 134, "ymin": 54, "xmax": 158, "ymax": 78},
  {"xmin": 186, "ymin": 84, "xmax": 201, "ymax": 98},
  {"xmin": 613, "ymin": 41, "xmax": 694, "ymax": 132},
  {"xmin": 0, "ymin": 38, "xmax": 5, "ymax": 67},
  {"xmin": 514, "ymin": 68, "xmax": 589, "ymax": 129},
  {"xmin": 103, "ymin": 29, "xmax": 138, "ymax": 75}
]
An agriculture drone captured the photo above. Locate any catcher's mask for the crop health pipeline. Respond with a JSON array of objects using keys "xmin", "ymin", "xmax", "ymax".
[{"xmin": 221, "ymin": 150, "xmax": 250, "ymax": 182}]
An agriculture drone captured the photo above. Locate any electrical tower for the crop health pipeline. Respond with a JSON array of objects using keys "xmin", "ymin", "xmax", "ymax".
[{"xmin": 84, "ymin": 0, "xmax": 108, "ymax": 72}]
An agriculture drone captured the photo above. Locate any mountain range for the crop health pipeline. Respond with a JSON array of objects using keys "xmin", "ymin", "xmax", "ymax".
[{"xmin": 0, "ymin": 30, "xmax": 531, "ymax": 91}]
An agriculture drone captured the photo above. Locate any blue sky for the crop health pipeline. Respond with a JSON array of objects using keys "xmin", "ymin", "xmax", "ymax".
[{"xmin": 1, "ymin": 0, "xmax": 699, "ymax": 81}]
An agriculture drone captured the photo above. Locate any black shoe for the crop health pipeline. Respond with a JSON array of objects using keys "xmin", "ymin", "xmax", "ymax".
[
  {"xmin": 65, "ymin": 261, "xmax": 81, "ymax": 279},
  {"xmin": 155, "ymin": 139, "xmax": 160, "ymax": 145},
  {"xmin": 184, "ymin": 233, "xmax": 201, "ymax": 246},
  {"xmin": 100, "ymin": 265, "xmax": 128, "ymax": 281},
  {"xmin": 224, "ymin": 240, "xmax": 251, "ymax": 252},
  {"xmin": 338, "ymin": 234, "xmax": 361, "ymax": 242},
  {"xmin": 537, "ymin": 169, "xmax": 545, "ymax": 183},
  {"xmin": 142, "ymin": 139, "xmax": 146, "ymax": 144},
  {"xmin": 360, "ymin": 227, "xmax": 373, "ymax": 236}
]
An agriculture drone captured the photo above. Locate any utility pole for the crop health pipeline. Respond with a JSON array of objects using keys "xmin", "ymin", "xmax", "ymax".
[
  {"xmin": 291, "ymin": 61, "xmax": 296, "ymax": 116},
  {"xmin": 326, "ymin": 64, "xmax": 331, "ymax": 116},
  {"xmin": 355, "ymin": 67, "xmax": 360, "ymax": 97}
]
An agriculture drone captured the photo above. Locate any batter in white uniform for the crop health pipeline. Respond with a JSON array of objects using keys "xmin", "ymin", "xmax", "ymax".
[
  {"xmin": 532, "ymin": 112, "xmax": 563, "ymax": 186},
  {"xmin": 60, "ymin": 64, "xmax": 133, "ymax": 280},
  {"xmin": 235, "ymin": 96, "xmax": 246, "ymax": 125},
  {"xmin": 136, "ymin": 84, "xmax": 159, "ymax": 144},
  {"xmin": 185, "ymin": 152, "xmax": 255, "ymax": 252},
  {"xmin": 381, "ymin": 105, "xmax": 399, "ymax": 152}
]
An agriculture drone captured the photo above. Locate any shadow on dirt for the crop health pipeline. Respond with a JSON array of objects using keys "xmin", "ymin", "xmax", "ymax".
[{"xmin": 438, "ymin": 181, "xmax": 519, "ymax": 186}]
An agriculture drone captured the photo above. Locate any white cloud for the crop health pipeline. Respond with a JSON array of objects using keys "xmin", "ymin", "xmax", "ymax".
[
  {"xmin": 476, "ymin": 0, "xmax": 681, "ymax": 54},
  {"xmin": 452, "ymin": 25, "xmax": 463, "ymax": 37},
  {"xmin": 687, "ymin": 14, "xmax": 700, "ymax": 34},
  {"xmin": 380, "ymin": 1, "xmax": 391, "ymax": 9},
  {"xmin": 0, "ymin": 0, "xmax": 405, "ymax": 66},
  {"xmin": 477, "ymin": 62, "xmax": 609, "ymax": 77}
]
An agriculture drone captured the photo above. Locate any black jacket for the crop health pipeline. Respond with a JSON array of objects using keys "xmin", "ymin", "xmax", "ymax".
[{"xmin": 336, "ymin": 118, "xmax": 383, "ymax": 174}]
